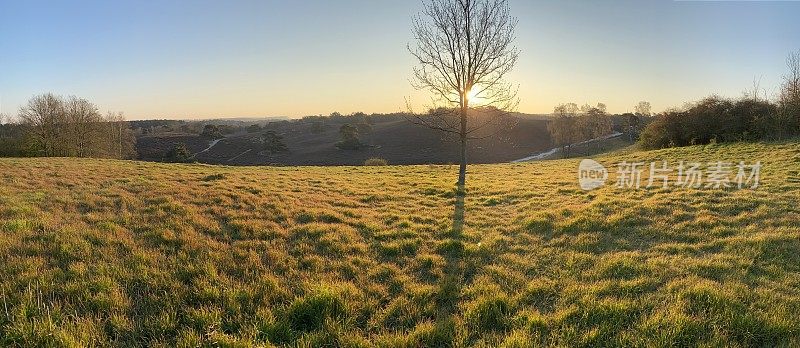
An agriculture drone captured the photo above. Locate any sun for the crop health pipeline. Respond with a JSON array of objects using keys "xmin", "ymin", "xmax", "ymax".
[{"xmin": 466, "ymin": 88, "xmax": 484, "ymax": 105}]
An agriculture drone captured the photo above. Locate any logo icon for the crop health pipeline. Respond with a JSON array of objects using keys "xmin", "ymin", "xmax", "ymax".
[{"xmin": 578, "ymin": 159, "xmax": 608, "ymax": 191}]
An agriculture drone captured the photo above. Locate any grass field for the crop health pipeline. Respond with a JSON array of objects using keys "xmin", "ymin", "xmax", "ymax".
[{"xmin": 1, "ymin": 140, "xmax": 799, "ymax": 347}]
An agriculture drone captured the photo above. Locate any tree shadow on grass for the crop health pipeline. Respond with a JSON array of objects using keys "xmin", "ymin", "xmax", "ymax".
[
  {"xmin": 452, "ymin": 186, "xmax": 465, "ymax": 236},
  {"xmin": 435, "ymin": 184, "xmax": 466, "ymax": 319}
]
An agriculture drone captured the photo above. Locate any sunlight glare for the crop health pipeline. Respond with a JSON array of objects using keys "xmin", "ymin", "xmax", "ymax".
[{"xmin": 466, "ymin": 88, "xmax": 486, "ymax": 105}]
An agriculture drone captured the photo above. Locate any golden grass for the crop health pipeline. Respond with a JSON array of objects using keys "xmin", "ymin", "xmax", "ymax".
[{"xmin": 0, "ymin": 141, "xmax": 799, "ymax": 346}]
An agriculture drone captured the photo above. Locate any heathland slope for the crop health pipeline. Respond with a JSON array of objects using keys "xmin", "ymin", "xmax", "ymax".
[
  {"xmin": 1, "ymin": 141, "xmax": 799, "ymax": 346},
  {"xmin": 136, "ymin": 116, "xmax": 552, "ymax": 166}
]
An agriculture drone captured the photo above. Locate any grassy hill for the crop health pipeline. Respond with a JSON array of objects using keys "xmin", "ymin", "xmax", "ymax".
[{"xmin": 1, "ymin": 141, "xmax": 799, "ymax": 346}]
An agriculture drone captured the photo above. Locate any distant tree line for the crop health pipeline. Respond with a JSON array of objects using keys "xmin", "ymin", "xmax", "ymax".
[
  {"xmin": 301, "ymin": 111, "xmax": 386, "ymax": 125},
  {"xmin": 133, "ymin": 120, "xmax": 239, "ymax": 137},
  {"xmin": 0, "ymin": 121, "xmax": 26, "ymax": 157},
  {"xmin": 547, "ymin": 103, "xmax": 616, "ymax": 156},
  {"xmin": 639, "ymin": 51, "xmax": 800, "ymax": 149},
  {"xmin": 297, "ymin": 111, "xmax": 376, "ymax": 150},
  {"xmin": 0, "ymin": 93, "xmax": 136, "ymax": 158},
  {"xmin": 131, "ymin": 120, "xmax": 188, "ymax": 135}
]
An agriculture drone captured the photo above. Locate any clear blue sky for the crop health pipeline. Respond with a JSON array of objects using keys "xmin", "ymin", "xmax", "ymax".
[{"xmin": 1, "ymin": 0, "xmax": 798, "ymax": 120}]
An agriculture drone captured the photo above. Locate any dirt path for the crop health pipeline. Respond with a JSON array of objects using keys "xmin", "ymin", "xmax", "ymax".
[
  {"xmin": 192, "ymin": 138, "xmax": 222, "ymax": 158},
  {"xmin": 511, "ymin": 132, "xmax": 623, "ymax": 163},
  {"xmin": 228, "ymin": 149, "xmax": 252, "ymax": 162}
]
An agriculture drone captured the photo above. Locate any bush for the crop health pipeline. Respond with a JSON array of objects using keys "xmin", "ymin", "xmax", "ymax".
[
  {"xmin": 638, "ymin": 110, "xmax": 687, "ymax": 149},
  {"xmin": 165, "ymin": 143, "xmax": 193, "ymax": 163},
  {"xmin": 261, "ymin": 131, "xmax": 288, "ymax": 154},
  {"xmin": 364, "ymin": 158, "xmax": 388, "ymax": 166},
  {"xmin": 639, "ymin": 96, "xmax": 787, "ymax": 149},
  {"xmin": 200, "ymin": 125, "xmax": 223, "ymax": 139},
  {"xmin": 336, "ymin": 124, "xmax": 362, "ymax": 150}
]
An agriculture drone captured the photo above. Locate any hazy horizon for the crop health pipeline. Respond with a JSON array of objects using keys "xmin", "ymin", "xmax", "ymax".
[{"xmin": 1, "ymin": 0, "xmax": 798, "ymax": 120}]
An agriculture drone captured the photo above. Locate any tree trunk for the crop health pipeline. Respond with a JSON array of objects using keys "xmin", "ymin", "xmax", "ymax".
[{"xmin": 458, "ymin": 105, "xmax": 468, "ymax": 187}]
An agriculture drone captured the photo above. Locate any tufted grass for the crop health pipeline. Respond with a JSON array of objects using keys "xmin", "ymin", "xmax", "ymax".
[{"xmin": 0, "ymin": 140, "xmax": 799, "ymax": 346}]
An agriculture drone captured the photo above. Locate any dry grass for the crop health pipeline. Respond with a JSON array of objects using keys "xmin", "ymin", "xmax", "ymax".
[{"xmin": 0, "ymin": 140, "xmax": 799, "ymax": 347}]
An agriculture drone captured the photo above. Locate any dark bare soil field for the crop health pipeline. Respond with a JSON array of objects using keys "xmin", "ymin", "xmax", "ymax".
[{"xmin": 136, "ymin": 116, "xmax": 553, "ymax": 166}]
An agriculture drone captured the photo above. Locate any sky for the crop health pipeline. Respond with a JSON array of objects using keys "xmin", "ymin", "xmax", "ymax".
[{"xmin": 1, "ymin": 0, "xmax": 798, "ymax": 120}]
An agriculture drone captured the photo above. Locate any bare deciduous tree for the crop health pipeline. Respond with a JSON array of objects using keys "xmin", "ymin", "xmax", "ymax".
[
  {"xmin": 106, "ymin": 111, "xmax": 136, "ymax": 159},
  {"xmin": 548, "ymin": 104, "xmax": 578, "ymax": 157},
  {"xmin": 778, "ymin": 51, "xmax": 800, "ymax": 137},
  {"xmin": 18, "ymin": 93, "xmax": 136, "ymax": 158},
  {"xmin": 19, "ymin": 93, "xmax": 65, "ymax": 156},
  {"xmin": 409, "ymin": 0, "xmax": 520, "ymax": 187},
  {"xmin": 573, "ymin": 107, "xmax": 610, "ymax": 155},
  {"xmin": 782, "ymin": 51, "xmax": 800, "ymax": 104},
  {"xmin": 634, "ymin": 101, "xmax": 651, "ymax": 117},
  {"xmin": 747, "ymin": 76, "xmax": 765, "ymax": 102},
  {"xmin": 64, "ymin": 96, "xmax": 102, "ymax": 157}
]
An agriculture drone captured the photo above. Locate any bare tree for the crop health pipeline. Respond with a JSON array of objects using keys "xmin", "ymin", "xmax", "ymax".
[
  {"xmin": 548, "ymin": 104, "xmax": 579, "ymax": 157},
  {"xmin": 587, "ymin": 107, "xmax": 612, "ymax": 153},
  {"xmin": 634, "ymin": 101, "xmax": 651, "ymax": 117},
  {"xmin": 64, "ymin": 96, "xmax": 103, "ymax": 157},
  {"xmin": 747, "ymin": 76, "xmax": 765, "ymax": 102},
  {"xmin": 778, "ymin": 50, "xmax": 800, "ymax": 137},
  {"xmin": 573, "ymin": 107, "xmax": 610, "ymax": 155},
  {"xmin": 19, "ymin": 93, "xmax": 65, "ymax": 156},
  {"xmin": 782, "ymin": 51, "xmax": 800, "ymax": 104},
  {"xmin": 549, "ymin": 111, "xmax": 569, "ymax": 157},
  {"xmin": 106, "ymin": 111, "xmax": 136, "ymax": 159},
  {"xmin": 409, "ymin": 0, "xmax": 520, "ymax": 187},
  {"xmin": 17, "ymin": 93, "xmax": 137, "ymax": 159}
]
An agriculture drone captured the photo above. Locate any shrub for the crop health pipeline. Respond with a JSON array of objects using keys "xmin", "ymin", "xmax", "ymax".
[
  {"xmin": 639, "ymin": 96, "xmax": 787, "ymax": 149},
  {"xmin": 200, "ymin": 124, "xmax": 223, "ymax": 139},
  {"xmin": 336, "ymin": 124, "xmax": 362, "ymax": 150},
  {"xmin": 261, "ymin": 130, "xmax": 288, "ymax": 154},
  {"xmin": 165, "ymin": 143, "xmax": 193, "ymax": 163},
  {"xmin": 364, "ymin": 158, "xmax": 388, "ymax": 166}
]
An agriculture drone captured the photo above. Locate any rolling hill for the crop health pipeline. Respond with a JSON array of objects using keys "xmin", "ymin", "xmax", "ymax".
[
  {"xmin": 136, "ymin": 116, "xmax": 554, "ymax": 166},
  {"xmin": 1, "ymin": 140, "xmax": 799, "ymax": 346}
]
